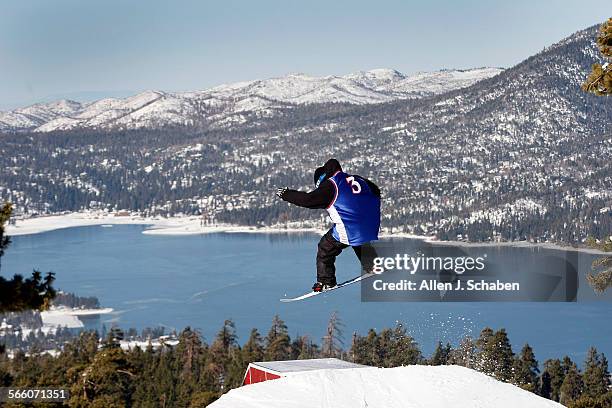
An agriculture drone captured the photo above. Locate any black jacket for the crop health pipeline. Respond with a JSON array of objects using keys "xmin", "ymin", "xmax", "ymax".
[{"xmin": 282, "ymin": 177, "xmax": 381, "ymax": 209}]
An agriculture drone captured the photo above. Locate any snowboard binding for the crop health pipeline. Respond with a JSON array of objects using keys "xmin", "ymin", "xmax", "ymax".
[{"xmin": 312, "ymin": 281, "xmax": 336, "ymax": 292}]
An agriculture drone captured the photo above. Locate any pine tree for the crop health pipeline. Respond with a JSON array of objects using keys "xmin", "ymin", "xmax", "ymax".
[
  {"xmin": 582, "ymin": 347, "xmax": 611, "ymax": 398},
  {"xmin": 206, "ymin": 320, "xmax": 242, "ymax": 391},
  {"xmin": 131, "ymin": 344, "xmax": 161, "ymax": 407},
  {"xmin": 242, "ymin": 328, "xmax": 264, "ymax": 364},
  {"xmin": 0, "ymin": 203, "xmax": 12, "ymax": 266},
  {"xmin": 0, "ymin": 202, "xmax": 56, "ymax": 313},
  {"xmin": 562, "ymin": 356, "xmax": 575, "ymax": 374},
  {"xmin": 582, "ymin": 18, "xmax": 612, "ymax": 96},
  {"xmin": 560, "ymin": 362, "xmax": 583, "ymax": 405},
  {"xmin": 188, "ymin": 391, "xmax": 219, "ymax": 407},
  {"xmin": 476, "ymin": 328, "xmax": 514, "ymax": 382},
  {"xmin": 543, "ymin": 358, "xmax": 565, "ymax": 402},
  {"xmin": 449, "ymin": 337, "xmax": 476, "ymax": 368},
  {"xmin": 364, "ymin": 329, "xmax": 381, "ymax": 366},
  {"xmin": 491, "ymin": 329, "xmax": 515, "ymax": 382},
  {"xmin": 224, "ymin": 350, "xmax": 245, "ymax": 391},
  {"xmin": 153, "ymin": 347, "xmax": 178, "ymax": 407},
  {"xmin": 321, "ymin": 311, "xmax": 344, "ymax": 358},
  {"xmin": 475, "ymin": 327, "xmax": 496, "ymax": 375},
  {"xmin": 215, "ymin": 321, "xmax": 245, "ymax": 391},
  {"xmin": 348, "ymin": 325, "xmax": 422, "ymax": 368},
  {"xmin": 513, "ymin": 344, "xmax": 539, "ymax": 392},
  {"xmin": 430, "ymin": 341, "xmax": 452, "ymax": 365},
  {"xmin": 264, "ymin": 315, "xmax": 291, "ymax": 361},
  {"xmin": 70, "ymin": 347, "xmax": 135, "ymax": 407},
  {"xmin": 291, "ymin": 335, "xmax": 318, "ymax": 360},
  {"xmin": 385, "ymin": 323, "xmax": 422, "ymax": 367},
  {"xmin": 175, "ymin": 327, "xmax": 205, "ymax": 404},
  {"xmin": 103, "ymin": 326, "xmax": 124, "ymax": 349},
  {"xmin": 210, "ymin": 320, "xmax": 237, "ymax": 363},
  {"xmin": 539, "ymin": 370, "xmax": 552, "ymax": 400},
  {"xmin": 349, "ymin": 329, "xmax": 380, "ymax": 366}
]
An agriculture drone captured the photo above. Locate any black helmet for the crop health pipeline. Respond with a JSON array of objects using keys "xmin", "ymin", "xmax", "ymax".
[
  {"xmin": 323, "ymin": 158, "xmax": 342, "ymax": 175},
  {"xmin": 314, "ymin": 159, "xmax": 342, "ymax": 187}
]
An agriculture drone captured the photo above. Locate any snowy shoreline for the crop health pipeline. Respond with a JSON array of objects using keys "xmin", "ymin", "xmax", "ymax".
[
  {"xmin": 40, "ymin": 306, "xmax": 114, "ymax": 329},
  {"xmin": 4, "ymin": 306, "xmax": 116, "ymax": 341},
  {"xmin": 6, "ymin": 212, "xmax": 323, "ymax": 237},
  {"xmin": 5, "ymin": 211, "xmax": 608, "ymax": 255}
]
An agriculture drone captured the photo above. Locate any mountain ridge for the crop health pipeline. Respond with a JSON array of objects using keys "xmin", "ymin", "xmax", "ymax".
[{"xmin": 0, "ymin": 67, "xmax": 503, "ymax": 133}]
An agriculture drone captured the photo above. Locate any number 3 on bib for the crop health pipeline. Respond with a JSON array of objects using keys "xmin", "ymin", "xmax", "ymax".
[{"xmin": 346, "ymin": 176, "xmax": 361, "ymax": 194}]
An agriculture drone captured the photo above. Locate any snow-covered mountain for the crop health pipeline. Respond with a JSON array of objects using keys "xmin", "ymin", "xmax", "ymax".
[
  {"xmin": 2, "ymin": 25, "xmax": 608, "ymax": 243},
  {"xmin": 210, "ymin": 365, "xmax": 563, "ymax": 408},
  {"xmin": 0, "ymin": 68, "xmax": 502, "ymax": 133}
]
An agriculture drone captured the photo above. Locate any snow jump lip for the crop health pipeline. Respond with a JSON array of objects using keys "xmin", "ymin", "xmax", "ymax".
[{"xmin": 211, "ymin": 365, "xmax": 564, "ymax": 408}]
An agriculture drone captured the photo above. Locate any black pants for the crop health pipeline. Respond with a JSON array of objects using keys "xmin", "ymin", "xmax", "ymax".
[{"xmin": 316, "ymin": 229, "xmax": 376, "ymax": 285}]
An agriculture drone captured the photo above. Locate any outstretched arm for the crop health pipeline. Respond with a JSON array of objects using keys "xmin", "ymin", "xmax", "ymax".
[{"xmin": 277, "ymin": 179, "xmax": 335, "ymax": 209}]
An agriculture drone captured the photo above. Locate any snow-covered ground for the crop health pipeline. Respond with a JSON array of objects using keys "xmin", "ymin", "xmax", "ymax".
[
  {"xmin": 40, "ymin": 309, "xmax": 85, "ymax": 329},
  {"xmin": 40, "ymin": 306, "xmax": 113, "ymax": 331},
  {"xmin": 119, "ymin": 335, "xmax": 179, "ymax": 351},
  {"xmin": 12, "ymin": 306, "xmax": 114, "ymax": 339},
  {"xmin": 211, "ymin": 365, "xmax": 562, "ymax": 408},
  {"xmin": 5, "ymin": 211, "xmax": 323, "ymax": 236}
]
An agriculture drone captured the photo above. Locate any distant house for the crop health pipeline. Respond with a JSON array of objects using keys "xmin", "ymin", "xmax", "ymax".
[{"xmin": 242, "ymin": 358, "xmax": 368, "ymax": 386}]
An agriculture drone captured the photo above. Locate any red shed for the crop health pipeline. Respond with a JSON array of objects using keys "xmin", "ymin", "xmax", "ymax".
[{"xmin": 242, "ymin": 358, "xmax": 367, "ymax": 386}]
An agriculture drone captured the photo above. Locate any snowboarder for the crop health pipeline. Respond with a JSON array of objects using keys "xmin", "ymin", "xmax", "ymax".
[{"xmin": 276, "ymin": 159, "xmax": 381, "ymax": 292}]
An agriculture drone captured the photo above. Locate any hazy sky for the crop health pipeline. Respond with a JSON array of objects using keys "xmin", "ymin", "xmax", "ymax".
[{"xmin": 0, "ymin": 0, "xmax": 608, "ymax": 109}]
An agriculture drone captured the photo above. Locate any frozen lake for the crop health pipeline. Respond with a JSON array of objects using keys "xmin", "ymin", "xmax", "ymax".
[{"xmin": 2, "ymin": 224, "xmax": 610, "ymax": 363}]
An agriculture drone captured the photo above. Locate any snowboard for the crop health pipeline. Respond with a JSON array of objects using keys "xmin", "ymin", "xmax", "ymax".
[{"xmin": 280, "ymin": 272, "xmax": 376, "ymax": 302}]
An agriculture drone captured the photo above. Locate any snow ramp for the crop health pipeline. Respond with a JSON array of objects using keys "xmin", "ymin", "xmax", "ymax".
[{"xmin": 210, "ymin": 365, "xmax": 563, "ymax": 408}]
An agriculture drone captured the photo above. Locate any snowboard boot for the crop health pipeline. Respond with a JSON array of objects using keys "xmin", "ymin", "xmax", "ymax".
[{"xmin": 312, "ymin": 279, "xmax": 337, "ymax": 292}]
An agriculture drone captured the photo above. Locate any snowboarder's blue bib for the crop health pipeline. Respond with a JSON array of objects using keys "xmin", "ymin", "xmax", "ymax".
[{"xmin": 327, "ymin": 171, "xmax": 380, "ymax": 246}]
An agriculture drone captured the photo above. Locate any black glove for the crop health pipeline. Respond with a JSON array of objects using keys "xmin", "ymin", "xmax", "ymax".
[{"xmin": 276, "ymin": 187, "xmax": 289, "ymax": 199}]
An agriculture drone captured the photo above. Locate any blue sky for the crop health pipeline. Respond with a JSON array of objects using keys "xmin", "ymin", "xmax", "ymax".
[{"xmin": 0, "ymin": 0, "xmax": 608, "ymax": 109}]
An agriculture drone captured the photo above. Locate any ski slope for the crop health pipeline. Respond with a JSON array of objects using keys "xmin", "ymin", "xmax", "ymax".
[{"xmin": 211, "ymin": 365, "xmax": 563, "ymax": 408}]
